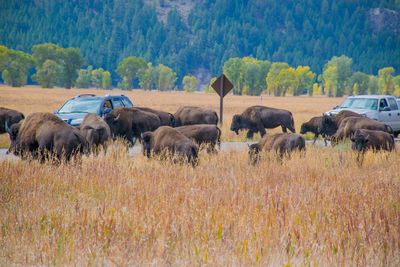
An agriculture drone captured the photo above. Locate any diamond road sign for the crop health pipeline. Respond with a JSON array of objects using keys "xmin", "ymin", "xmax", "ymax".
[{"xmin": 211, "ymin": 74, "xmax": 233, "ymax": 97}]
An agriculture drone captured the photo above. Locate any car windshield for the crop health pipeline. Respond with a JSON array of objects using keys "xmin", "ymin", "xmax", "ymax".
[
  {"xmin": 339, "ymin": 98, "xmax": 378, "ymax": 110},
  {"xmin": 58, "ymin": 98, "xmax": 102, "ymax": 114}
]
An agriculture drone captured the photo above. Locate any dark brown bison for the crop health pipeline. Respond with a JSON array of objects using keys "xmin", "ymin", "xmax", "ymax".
[
  {"xmin": 9, "ymin": 112, "xmax": 87, "ymax": 162},
  {"xmin": 80, "ymin": 113, "xmax": 111, "ymax": 152},
  {"xmin": 231, "ymin": 106, "xmax": 295, "ymax": 139},
  {"xmin": 104, "ymin": 108, "xmax": 161, "ymax": 146},
  {"xmin": 175, "ymin": 124, "xmax": 221, "ymax": 153},
  {"xmin": 0, "ymin": 107, "xmax": 25, "ymax": 134},
  {"xmin": 248, "ymin": 133, "xmax": 305, "ymax": 164},
  {"xmin": 321, "ymin": 110, "xmax": 364, "ymax": 136},
  {"xmin": 135, "ymin": 107, "xmax": 175, "ymax": 126},
  {"xmin": 350, "ymin": 129, "xmax": 395, "ymax": 165},
  {"xmin": 351, "ymin": 129, "xmax": 395, "ymax": 152},
  {"xmin": 141, "ymin": 126, "xmax": 199, "ymax": 166},
  {"xmin": 174, "ymin": 106, "xmax": 218, "ymax": 127},
  {"xmin": 300, "ymin": 116, "xmax": 335, "ymax": 146},
  {"xmin": 331, "ymin": 116, "xmax": 393, "ymax": 145}
]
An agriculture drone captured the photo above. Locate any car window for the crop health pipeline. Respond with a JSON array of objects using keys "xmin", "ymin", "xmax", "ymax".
[
  {"xmin": 340, "ymin": 98, "xmax": 377, "ymax": 110},
  {"xmin": 379, "ymin": 99, "xmax": 389, "ymax": 109},
  {"xmin": 58, "ymin": 98, "xmax": 102, "ymax": 113},
  {"xmin": 103, "ymin": 100, "xmax": 112, "ymax": 109},
  {"xmin": 112, "ymin": 98, "xmax": 124, "ymax": 108},
  {"xmin": 122, "ymin": 97, "xmax": 133, "ymax": 107},
  {"xmin": 388, "ymin": 98, "xmax": 398, "ymax": 110}
]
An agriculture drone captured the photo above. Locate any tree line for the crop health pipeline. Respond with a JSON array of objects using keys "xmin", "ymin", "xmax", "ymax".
[
  {"xmin": 1, "ymin": 43, "xmax": 399, "ymax": 97},
  {"xmin": 1, "ymin": 0, "xmax": 399, "ymax": 85}
]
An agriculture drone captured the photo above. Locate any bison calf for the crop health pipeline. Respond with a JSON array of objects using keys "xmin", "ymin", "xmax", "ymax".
[
  {"xmin": 80, "ymin": 113, "xmax": 111, "ymax": 153},
  {"xmin": 231, "ymin": 106, "xmax": 295, "ymax": 139},
  {"xmin": 141, "ymin": 126, "xmax": 199, "ymax": 167},
  {"xmin": 175, "ymin": 124, "xmax": 221, "ymax": 153},
  {"xmin": 248, "ymin": 133, "xmax": 305, "ymax": 164}
]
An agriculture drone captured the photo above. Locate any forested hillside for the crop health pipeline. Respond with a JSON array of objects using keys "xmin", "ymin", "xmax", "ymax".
[{"xmin": 1, "ymin": 0, "xmax": 399, "ymax": 83}]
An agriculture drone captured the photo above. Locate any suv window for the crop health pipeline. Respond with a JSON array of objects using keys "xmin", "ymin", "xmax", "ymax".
[
  {"xmin": 112, "ymin": 98, "xmax": 124, "ymax": 108},
  {"xmin": 122, "ymin": 97, "xmax": 133, "ymax": 107},
  {"xmin": 388, "ymin": 98, "xmax": 398, "ymax": 110},
  {"xmin": 379, "ymin": 99, "xmax": 389, "ymax": 109}
]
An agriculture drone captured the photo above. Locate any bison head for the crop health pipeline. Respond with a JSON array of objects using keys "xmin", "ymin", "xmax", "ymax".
[
  {"xmin": 351, "ymin": 130, "xmax": 369, "ymax": 152},
  {"xmin": 6, "ymin": 121, "xmax": 21, "ymax": 155},
  {"xmin": 140, "ymin": 132, "xmax": 153, "ymax": 157},
  {"xmin": 230, "ymin": 114, "xmax": 242, "ymax": 135},
  {"xmin": 104, "ymin": 113, "xmax": 120, "ymax": 138},
  {"xmin": 299, "ymin": 123, "xmax": 308, "ymax": 134},
  {"xmin": 248, "ymin": 143, "xmax": 261, "ymax": 165},
  {"xmin": 320, "ymin": 115, "xmax": 337, "ymax": 136}
]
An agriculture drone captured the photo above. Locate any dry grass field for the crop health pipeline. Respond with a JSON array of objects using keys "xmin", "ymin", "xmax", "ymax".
[{"xmin": 0, "ymin": 86, "xmax": 399, "ymax": 265}]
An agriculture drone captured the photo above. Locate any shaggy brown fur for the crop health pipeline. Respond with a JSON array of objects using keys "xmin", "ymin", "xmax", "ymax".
[
  {"xmin": 174, "ymin": 106, "xmax": 218, "ymax": 127},
  {"xmin": 104, "ymin": 107, "xmax": 161, "ymax": 146},
  {"xmin": 141, "ymin": 126, "xmax": 199, "ymax": 166},
  {"xmin": 332, "ymin": 117, "xmax": 392, "ymax": 145},
  {"xmin": 80, "ymin": 113, "xmax": 111, "ymax": 152},
  {"xmin": 175, "ymin": 124, "xmax": 221, "ymax": 153},
  {"xmin": 248, "ymin": 133, "xmax": 305, "ymax": 164},
  {"xmin": 135, "ymin": 107, "xmax": 175, "ymax": 126},
  {"xmin": 231, "ymin": 105, "xmax": 295, "ymax": 139},
  {"xmin": 11, "ymin": 112, "xmax": 87, "ymax": 162},
  {"xmin": 0, "ymin": 107, "xmax": 25, "ymax": 134}
]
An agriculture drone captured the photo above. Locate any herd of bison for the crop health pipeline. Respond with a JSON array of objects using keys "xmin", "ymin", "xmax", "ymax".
[{"xmin": 0, "ymin": 104, "xmax": 396, "ymax": 166}]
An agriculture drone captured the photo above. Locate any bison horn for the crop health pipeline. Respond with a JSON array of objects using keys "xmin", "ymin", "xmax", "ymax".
[{"xmin": 114, "ymin": 114, "xmax": 120, "ymax": 122}]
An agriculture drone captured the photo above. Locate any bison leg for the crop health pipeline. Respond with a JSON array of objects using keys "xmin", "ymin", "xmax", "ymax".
[
  {"xmin": 313, "ymin": 134, "xmax": 318, "ymax": 144},
  {"xmin": 281, "ymin": 126, "xmax": 287, "ymax": 133},
  {"xmin": 259, "ymin": 127, "xmax": 266, "ymax": 137},
  {"xmin": 246, "ymin": 130, "xmax": 254, "ymax": 139}
]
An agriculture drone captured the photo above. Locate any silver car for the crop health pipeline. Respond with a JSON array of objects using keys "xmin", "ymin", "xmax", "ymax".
[{"xmin": 325, "ymin": 95, "xmax": 400, "ymax": 134}]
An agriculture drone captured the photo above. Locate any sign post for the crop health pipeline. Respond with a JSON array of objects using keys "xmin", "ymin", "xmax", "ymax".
[{"xmin": 211, "ymin": 74, "xmax": 233, "ymax": 125}]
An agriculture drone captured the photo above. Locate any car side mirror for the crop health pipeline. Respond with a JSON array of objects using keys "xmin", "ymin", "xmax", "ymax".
[
  {"xmin": 103, "ymin": 108, "xmax": 112, "ymax": 115},
  {"xmin": 53, "ymin": 109, "xmax": 59, "ymax": 114},
  {"xmin": 332, "ymin": 105, "xmax": 339, "ymax": 110}
]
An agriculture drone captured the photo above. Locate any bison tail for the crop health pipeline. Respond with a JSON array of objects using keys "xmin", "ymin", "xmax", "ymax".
[
  {"xmin": 289, "ymin": 113, "xmax": 296, "ymax": 133},
  {"xmin": 216, "ymin": 126, "xmax": 222, "ymax": 149},
  {"xmin": 214, "ymin": 111, "xmax": 219, "ymax": 125},
  {"xmin": 386, "ymin": 125, "xmax": 394, "ymax": 134}
]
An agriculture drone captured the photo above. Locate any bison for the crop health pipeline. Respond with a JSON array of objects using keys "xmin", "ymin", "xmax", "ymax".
[
  {"xmin": 331, "ymin": 116, "xmax": 392, "ymax": 145},
  {"xmin": 175, "ymin": 124, "xmax": 221, "ymax": 153},
  {"xmin": 141, "ymin": 126, "xmax": 199, "ymax": 166},
  {"xmin": 350, "ymin": 129, "xmax": 395, "ymax": 165},
  {"xmin": 135, "ymin": 107, "xmax": 175, "ymax": 126},
  {"xmin": 320, "ymin": 110, "xmax": 364, "ymax": 136},
  {"xmin": 174, "ymin": 106, "xmax": 218, "ymax": 127},
  {"xmin": 5, "ymin": 120, "xmax": 23, "ymax": 154},
  {"xmin": 231, "ymin": 106, "xmax": 295, "ymax": 139},
  {"xmin": 9, "ymin": 112, "xmax": 87, "ymax": 162},
  {"xmin": 104, "ymin": 107, "xmax": 161, "ymax": 146},
  {"xmin": 248, "ymin": 133, "xmax": 305, "ymax": 164},
  {"xmin": 0, "ymin": 107, "xmax": 24, "ymax": 134},
  {"xmin": 300, "ymin": 116, "xmax": 335, "ymax": 146},
  {"xmin": 80, "ymin": 113, "xmax": 111, "ymax": 153}
]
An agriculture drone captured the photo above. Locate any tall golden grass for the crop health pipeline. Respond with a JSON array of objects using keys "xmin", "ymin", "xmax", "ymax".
[{"xmin": 1, "ymin": 86, "xmax": 399, "ymax": 265}]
